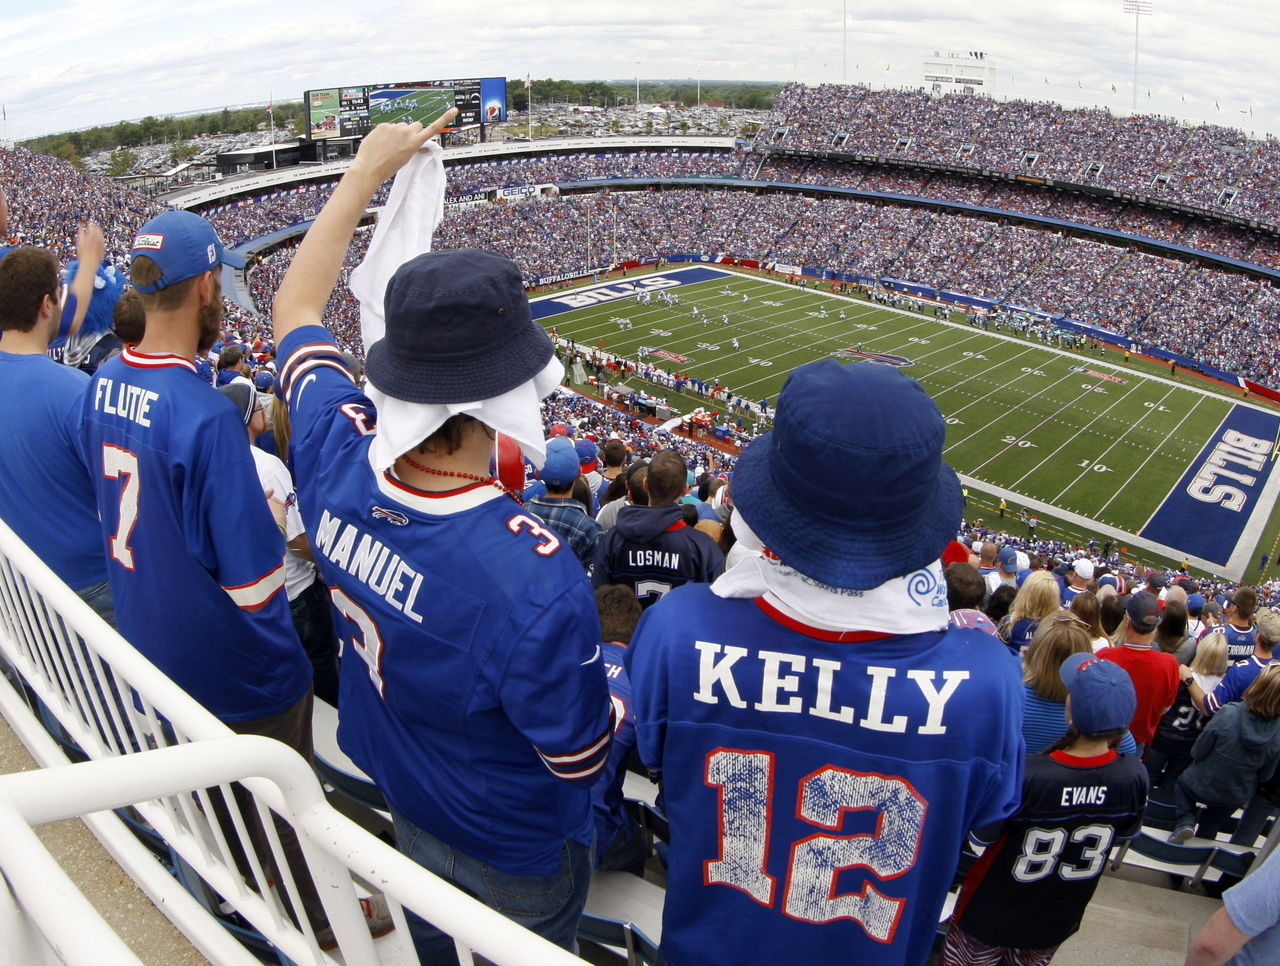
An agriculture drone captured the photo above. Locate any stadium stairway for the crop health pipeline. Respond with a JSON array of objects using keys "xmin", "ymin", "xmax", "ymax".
[
  {"xmin": 0, "ymin": 711, "xmax": 209, "ymax": 965},
  {"xmin": 0, "ymin": 698, "xmax": 1233, "ymax": 966}
]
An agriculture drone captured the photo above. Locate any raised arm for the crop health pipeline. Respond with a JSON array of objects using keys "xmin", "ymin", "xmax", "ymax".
[
  {"xmin": 66, "ymin": 221, "xmax": 105, "ymax": 339},
  {"xmin": 273, "ymin": 109, "xmax": 456, "ymax": 344}
]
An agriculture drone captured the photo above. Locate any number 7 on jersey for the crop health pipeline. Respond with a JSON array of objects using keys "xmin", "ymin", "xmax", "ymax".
[{"xmin": 102, "ymin": 445, "xmax": 140, "ymax": 570}]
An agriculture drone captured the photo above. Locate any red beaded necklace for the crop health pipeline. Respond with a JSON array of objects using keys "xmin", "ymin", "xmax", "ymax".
[{"xmin": 398, "ymin": 453, "xmax": 523, "ymax": 505}]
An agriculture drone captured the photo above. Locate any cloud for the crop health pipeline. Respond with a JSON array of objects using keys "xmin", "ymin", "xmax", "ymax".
[{"xmin": 2, "ymin": 0, "xmax": 1276, "ymax": 141}]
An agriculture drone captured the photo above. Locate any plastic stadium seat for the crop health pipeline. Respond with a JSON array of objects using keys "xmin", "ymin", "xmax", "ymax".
[{"xmin": 310, "ymin": 698, "xmax": 389, "ymax": 815}]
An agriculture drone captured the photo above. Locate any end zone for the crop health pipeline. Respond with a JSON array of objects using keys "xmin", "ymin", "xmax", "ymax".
[
  {"xmin": 530, "ymin": 267, "xmax": 733, "ymax": 321},
  {"xmin": 1139, "ymin": 405, "xmax": 1280, "ymax": 574}
]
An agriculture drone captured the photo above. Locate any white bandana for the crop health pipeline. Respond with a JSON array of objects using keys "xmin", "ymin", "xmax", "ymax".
[
  {"xmin": 349, "ymin": 138, "xmax": 564, "ymax": 471},
  {"xmin": 713, "ymin": 512, "xmax": 949, "ymax": 636},
  {"xmin": 365, "ymin": 356, "xmax": 564, "ymax": 472}
]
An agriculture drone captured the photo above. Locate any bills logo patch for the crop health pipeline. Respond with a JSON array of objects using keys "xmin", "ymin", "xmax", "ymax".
[
  {"xmin": 133, "ymin": 233, "xmax": 165, "ymax": 251},
  {"xmin": 372, "ymin": 506, "xmax": 409, "ymax": 526}
]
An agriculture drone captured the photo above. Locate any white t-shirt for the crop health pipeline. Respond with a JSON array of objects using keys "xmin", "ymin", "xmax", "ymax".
[{"xmin": 250, "ymin": 447, "xmax": 315, "ymax": 601}]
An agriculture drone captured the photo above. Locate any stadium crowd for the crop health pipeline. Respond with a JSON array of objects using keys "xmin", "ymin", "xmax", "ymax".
[
  {"xmin": 7, "ymin": 108, "xmax": 1280, "ymax": 965},
  {"xmin": 232, "ymin": 185, "xmax": 1280, "ymax": 386},
  {"xmin": 762, "ymin": 82, "xmax": 1280, "ymax": 227}
]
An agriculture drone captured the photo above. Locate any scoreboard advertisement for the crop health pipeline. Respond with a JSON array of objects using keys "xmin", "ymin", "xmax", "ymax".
[{"xmin": 305, "ymin": 77, "xmax": 507, "ymax": 139}]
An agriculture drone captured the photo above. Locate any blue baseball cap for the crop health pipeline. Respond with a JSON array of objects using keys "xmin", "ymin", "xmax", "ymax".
[
  {"xmin": 997, "ymin": 546, "xmax": 1018, "ymax": 570},
  {"xmin": 130, "ymin": 210, "xmax": 244, "ymax": 293},
  {"xmin": 1126, "ymin": 591, "xmax": 1161, "ymax": 632},
  {"xmin": 1060, "ymin": 652, "xmax": 1137, "ymax": 735},
  {"xmin": 576, "ymin": 439, "xmax": 599, "ymax": 473},
  {"xmin": 541, "ymin": 437, "xmax": 580, "ymax": 489}
]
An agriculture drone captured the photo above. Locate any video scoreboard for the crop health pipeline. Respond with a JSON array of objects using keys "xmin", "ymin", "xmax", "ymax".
[{"xmin": 305, "ymin": 77, "xmax": 507, "ymax": 140}]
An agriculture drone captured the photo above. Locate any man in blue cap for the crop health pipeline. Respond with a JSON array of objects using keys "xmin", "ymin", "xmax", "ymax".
[
  {"xmin": 528, "ymin": 436, "xmax": 603, "ymax": 569},
  {"xmin": 82, "ymin": 208, "xmax": 367, "ymax": 940},
  {"xmin": 625, "ymin": 358, "xmax": 1026, "ymax": 966}
]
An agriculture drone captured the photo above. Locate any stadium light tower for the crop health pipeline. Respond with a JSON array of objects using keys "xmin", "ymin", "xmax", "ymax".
[
  {"xmin": 843, "ymin": 0, "xmax": 847, "ymax": 83},
  {"xmin": 1122, "ymin": 0, "xmax": 1152, "ymax": 112}
]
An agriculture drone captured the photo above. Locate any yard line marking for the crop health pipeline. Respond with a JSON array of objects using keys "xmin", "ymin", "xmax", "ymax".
[
  {"xmin": 966, "ymin": 375, "xmax": 1114, "ymax": 476},
  {"xmin": 1045, "ymin": 383, "xmax": 1180, "ymax": 503},
  {"xmin": 1102, "ymin": 394, "xmax": 1213, "ymax": 523}
]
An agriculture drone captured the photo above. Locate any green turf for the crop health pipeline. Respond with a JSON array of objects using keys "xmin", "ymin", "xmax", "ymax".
[
  {"xmin": 540, "ymin": 269, "xmax": 1280, "ymax": 578},
  {"xmin": 369, "ymin": 88, "xmax": 456, "ymax": 126}
]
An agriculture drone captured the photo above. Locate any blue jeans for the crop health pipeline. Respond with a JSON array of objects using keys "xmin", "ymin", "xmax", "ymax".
[
  {"xmin": 289, "ymin": 576, "xmax": 339, "ymax": 706},
  {"xmin": 1229, "ymin": 794, "xmax": 1279, "ymax": 847},
  {"xmin": 75, "ymin": 579, "xmax": 117, "ymax": 628},
  {"xmin": 390, "ymin": 809, "xmax": 591, "ymax": 965},
  {"xmin": 1173, "ymin": 777, "xmax": 1236, "ymax": 840}
]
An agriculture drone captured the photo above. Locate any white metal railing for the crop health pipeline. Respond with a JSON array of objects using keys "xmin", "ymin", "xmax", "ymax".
[{"xmin": 0, "ymin": 515, "xmax": 580, "ymax": 966}]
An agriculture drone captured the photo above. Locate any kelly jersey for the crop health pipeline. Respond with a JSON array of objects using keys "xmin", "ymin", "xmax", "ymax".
[
  {"xmin": 625, "ymin": 584, "xmax": 1026, "ymax": 966},
  {"xmin": 1205, "ymin": 623, "xmax": 1257, "ymax": 661},
  {"xmin": 279, "ymin": 326, "xmax": 613, "ymax": 876},
  {"xmin": 590, "ymin": 642, "xmax": 639, "ymax": 864},
  {"xmin": 0, "ymin": 352, "xmax": 106, "ymax": 590},
  {"xmin": 954, "ymin": 750, "xmax": 1147, "ymax": 949},
  {"xmin": 82, "ymin": 348, "xmax": 310, "ymax": 722}
]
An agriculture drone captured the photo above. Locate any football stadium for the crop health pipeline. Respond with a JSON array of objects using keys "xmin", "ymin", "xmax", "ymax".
[{"xmin": 4, "ymin": 20, "xmax": 1280, "ymax": 966}]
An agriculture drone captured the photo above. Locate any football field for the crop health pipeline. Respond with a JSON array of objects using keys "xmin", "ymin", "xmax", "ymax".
[
  {"xmin": 368, "ymin": 88, "xmax": 456, "ymax": 126},
  {"xmin": 532, "ymin": 266, "xmax": 1280, "ymax": 580}
]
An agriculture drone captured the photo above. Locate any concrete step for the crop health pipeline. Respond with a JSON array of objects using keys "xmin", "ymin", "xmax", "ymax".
[{"xmin": 0, "ymin": 713, "xmax": 208, "ymax": 966}]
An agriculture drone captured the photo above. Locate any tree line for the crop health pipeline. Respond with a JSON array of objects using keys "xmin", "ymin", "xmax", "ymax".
[
  {"xmin": 22, "ymin": 103, "xmax": 306, "ymax": 168},
  {"xmin": 22, "ymin": 80, "xmax": 781, "ymax": 168},
  {"xmin": 506, "ymin": 79, "xmax": 781, "ymax": 112}
]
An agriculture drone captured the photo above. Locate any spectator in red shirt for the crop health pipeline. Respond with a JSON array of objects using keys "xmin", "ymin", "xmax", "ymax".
[{"xmin": 1098, "ymin": 592, "xmax": 1179, "ymax": 754}]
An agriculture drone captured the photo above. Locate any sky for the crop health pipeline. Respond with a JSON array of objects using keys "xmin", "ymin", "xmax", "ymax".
[{"xmin": 1, "ymin": 0, "xmax": 1275, "ymax": 142}]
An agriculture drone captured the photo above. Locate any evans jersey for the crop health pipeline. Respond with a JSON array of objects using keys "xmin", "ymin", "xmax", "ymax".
[
  {"xmin": 954, "ymin": 750, "xmax": 1147, "ymax": 949},
  {"xmin": 625, "ymin": 583, "xmax": 1026, "ymax": 966},
  {"xmin": 82, "ymin": 347, "xmax": 310, "ymax": 721},
  {"xmin": 279, "ymin": 326, "xmax": 613, "ymax": 876}
]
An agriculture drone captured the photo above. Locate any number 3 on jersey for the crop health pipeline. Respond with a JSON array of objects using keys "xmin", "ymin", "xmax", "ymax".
[{"xmin": 705, "ymin": 749, "xmax": 925, "ymax": 943}]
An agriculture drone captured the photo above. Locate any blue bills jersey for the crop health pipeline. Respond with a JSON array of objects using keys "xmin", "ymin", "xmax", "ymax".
[
  {"xmin": 590, "ymin": 641, "xmax": 639, "ymax": 863},
  {"xmin": 82, "ymin": 347, "xmax": 310, "ymax": 722},
  {"xmin": 1208, "ymin": 622, "xmax": 1258, "ymax": 661},
  {"xmin": 0, "ymin": 352, "xmax": 106, "ymax": 590},
  {"xmin": 626, "ymin": 583, "xmax": 1026, "ymax": 966},
  {"xmin": 279, "ymin": 326, "xmax": 613, "ymax": 876}
]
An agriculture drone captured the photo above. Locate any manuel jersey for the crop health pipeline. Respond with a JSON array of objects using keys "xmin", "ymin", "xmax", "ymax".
[
  {"xmin": 279, "ymin": 326, "xmax": 614, "ymax": 876},
  {"xmin": 625, "ymin": 583, "xmax": 1026, "ymax": 966},
  {"xmin": 82, "ymin": 347, "xmax": 310, "ymax": 721},
  {"xmin": 590, "ymin": 641, "xmax": 638, "ymax": 865},
  {"xmin": 954, "ymin": 749, "xmax": 1147, "ymax": 949}
]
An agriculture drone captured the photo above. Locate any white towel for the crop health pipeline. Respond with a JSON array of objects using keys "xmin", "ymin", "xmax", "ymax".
[
  {"xmin": 348, "ymin": 142, "xmax": 561, "ymax": 472},
  {"xmin": 713, "ymin": 512, "xmax": 949, "ymax": 636},
  {"xmin": 348, "ymin": 142, "xmax": 448, "ymax": 356}
]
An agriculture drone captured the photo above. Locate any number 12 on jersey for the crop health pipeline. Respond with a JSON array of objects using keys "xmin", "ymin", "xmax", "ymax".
[{"xmin": 704, "ymin": 748, "xmax": 925, "ymax": 943}]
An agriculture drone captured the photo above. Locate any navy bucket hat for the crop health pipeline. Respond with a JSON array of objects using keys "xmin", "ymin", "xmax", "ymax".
[
  {"xmin": 365, "ymin": 249, "xmax": 553, "ymax": 403},
  {"xmin": 731, "ymin": 359, "xmax": 963, "ymax": 590}
]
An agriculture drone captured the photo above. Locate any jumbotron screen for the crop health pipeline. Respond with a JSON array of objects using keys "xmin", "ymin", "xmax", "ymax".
[{"xmin": 305, "ymin": 77, "xmax": 507, "ymax": 140}]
